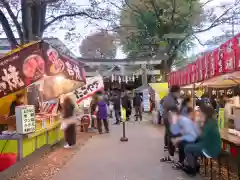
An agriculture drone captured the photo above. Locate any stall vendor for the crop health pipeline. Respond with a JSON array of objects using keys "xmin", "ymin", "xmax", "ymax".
[{"xmin": 9, "ymin": 94, "xmax": 25, "ymax": 116}]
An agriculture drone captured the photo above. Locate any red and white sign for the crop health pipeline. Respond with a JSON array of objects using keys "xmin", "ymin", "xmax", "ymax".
[
  {"xmin": 74, "ymin": 75, "xmax": 104, "ymax": 104},
  {"xmin": 221, "ymin": 39, "xmax": 235, "ymax": 73}
]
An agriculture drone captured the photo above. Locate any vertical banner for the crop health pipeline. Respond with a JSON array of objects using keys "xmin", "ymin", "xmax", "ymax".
[
  {"xmin": 221, "ymin": 39, "xmax": 235, "ymax": 73},
  {"xmin": 209, "ymin": 51, "xmax": 215, "ymax": 78},
  {"xmin": 191, "ymin": 62, "xmax": 196, "ymax": 84},
  {"xmin": 199, "ymin": 56, "xmax": 204, "ymax": 82},
  {"xmin": 143, "ymin": 89, "xmax": 150, "ymax": 112},
  {"xmin": 195, "ymin": 58, "xmax": 200, "ymax": 82},
  {"xmin": 218, "ymin": 108, "xmax": 225, "ymax": 129},
  {"xmin": 203, "ymin": 53, "xmax": 209, "ymax": 80},
  {"xmin": 212, "ymin": 48, "xmax": 223, "ymax": 76},
  {"xmin": 233, "ymin": 33, "xmax": 240, "ymax": 70}
]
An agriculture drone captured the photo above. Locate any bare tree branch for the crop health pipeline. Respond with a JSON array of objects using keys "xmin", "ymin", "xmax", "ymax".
[
  {"xmin": 1, "ymin": 0, "xmax": 24, "ymax": 44},
  {"xmin": 43, "ymin": 11, "xmax": 108, "ymax": 31},
  {"xmin": 0, "ymin": 9, "xmax": 18, "ymax": 48}
]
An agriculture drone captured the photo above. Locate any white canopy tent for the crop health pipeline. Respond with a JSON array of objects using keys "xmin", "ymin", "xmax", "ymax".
[{"xmin": 199, "ymin": 71, "xmax": 240, "ymax": 88}]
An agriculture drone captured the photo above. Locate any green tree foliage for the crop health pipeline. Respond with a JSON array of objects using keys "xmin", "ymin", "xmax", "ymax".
[{"xmin": 118, "ymin": 0, "xmax": 240, "ymax": 74}]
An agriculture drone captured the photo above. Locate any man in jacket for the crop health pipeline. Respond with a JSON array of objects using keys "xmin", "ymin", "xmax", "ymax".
[
  {"xmin": 133, "ymin": 92, "xmax": 142, "ymax": 121},
  {"xmin": 122, "ymin": 91, "xmax": 131, "ymax": 121},
  {"xmin": 112, "ymin": 94, "xmax": 121, "ymax": 124},
  {"xmin": 160, "ymin": 85, "xmax": 180, "ymax": 162}
]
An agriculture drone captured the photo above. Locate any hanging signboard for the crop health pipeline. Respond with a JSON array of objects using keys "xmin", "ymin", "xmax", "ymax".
[
  {"xmin": 74, "ymin": 75, "xmax": 104, "ymax": 104},
  {"xmin": 143, "ymin": 89, "xmax": 150, "ymax": 112},
  {"xmin": 0, "ymin": 41, "xmax": 86, "ymax": 99}
]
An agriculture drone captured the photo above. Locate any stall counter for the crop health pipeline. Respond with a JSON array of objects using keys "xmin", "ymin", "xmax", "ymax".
[{"xmin": 0, "ymin": 118, "xmax": 64, "ymax": 161}]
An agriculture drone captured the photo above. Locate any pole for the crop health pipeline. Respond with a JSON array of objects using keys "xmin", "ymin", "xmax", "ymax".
[
  {"xmin": 192, "ymin": 83, "xmax": 195, "ymax": 109},
  {"xmin": 120, "ymin": 121, "xmax": 128, "ymax": 142},
  {"xmin": 119, "ymin": 66, "xmax": 128, "ymax": 142}
]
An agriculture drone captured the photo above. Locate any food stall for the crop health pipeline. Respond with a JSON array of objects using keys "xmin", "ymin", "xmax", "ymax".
[
  {"xmin": 0, "ymin": 41, "xmax": 86, "ymax": 166},
  {"xmin": 168, "ymin": 33, "xmax": 240, "ymax": 179}
]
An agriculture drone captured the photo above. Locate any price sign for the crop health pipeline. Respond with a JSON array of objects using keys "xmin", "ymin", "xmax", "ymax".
[{"xmin": 16, "ymin": 105, "xmax": 36, "ymax": 134}]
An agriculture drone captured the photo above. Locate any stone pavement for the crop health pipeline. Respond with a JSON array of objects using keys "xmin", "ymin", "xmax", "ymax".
[{"xmin": 53, "ymin": 116, "xmax": 202, "ymax": 180}]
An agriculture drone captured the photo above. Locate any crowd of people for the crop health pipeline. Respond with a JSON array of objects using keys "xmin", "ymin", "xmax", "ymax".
[
  {"xmin": 159, "ymin": 85, "xmax": 221, "ymax": 176},
  {"xmin": 58, "ymin": 91, "xmax": 145, "ymax": 149},
  {"xmin": 59, "ymin": 85, "xmax": 224, "ymax": 176}
]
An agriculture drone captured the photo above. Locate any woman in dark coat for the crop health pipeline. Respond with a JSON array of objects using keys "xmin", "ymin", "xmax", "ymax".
[{"xmin": 61, "ymin": 96, "xmax": 76, "ymax": 148}]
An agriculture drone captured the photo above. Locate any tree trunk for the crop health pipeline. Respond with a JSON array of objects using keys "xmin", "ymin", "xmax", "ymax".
[
  {"xmin": 22, "ymin": 0, "xmax": 33, "ymax": 42},
  {"xmin": 0, "ymin": 10, "xmax": 18, "ymax": 49}
]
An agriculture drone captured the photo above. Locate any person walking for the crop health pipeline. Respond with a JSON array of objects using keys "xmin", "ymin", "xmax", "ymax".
[
  {"xmin": 133, "ymin": 92, "xmax": 142, "ymax": 121},
  {"xmin": 160, "ymin": 85, "xmax": 180, "ymax": 162},
  {"xmin": 96, "ymin": 94, "xmax": 109, "ymax": 134},
  {"xmin": 60, "ymin": 96, "xmax": 77, "ymax": 148},
  {"xmin": 112, "ymin": 94, "xmax": 121, "ymax": 124},
  {"xmin": 122, "ymin": 91, "xmax": 132, "ymax": 121}
]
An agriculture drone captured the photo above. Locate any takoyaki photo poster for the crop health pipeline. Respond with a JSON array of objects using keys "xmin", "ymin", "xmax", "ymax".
[
  {"xmin": 0, "ymin": 42, "xmax": 44, "ymax": 98},
  {"xmin": 42, "ymin": 42, "xmax": 86, "ymax": 82},
  {"xmin": 16, "ymin": 105, "xmax": 36, "ymax": 134}
]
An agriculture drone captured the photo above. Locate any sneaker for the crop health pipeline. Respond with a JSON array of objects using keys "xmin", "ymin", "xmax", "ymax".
[
  {"xmin": 182, "ymin": 166, "xmax": 197, "ymax": 177},
  {"xmin": 64, "ymin": 144, "xmax": 72, "ymax": 148},
  {"xmin": 160, "ymin": 156, "xmax": 174, "ymax": 163}
]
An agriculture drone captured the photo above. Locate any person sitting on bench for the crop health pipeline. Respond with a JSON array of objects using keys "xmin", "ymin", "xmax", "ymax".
[
  {"xmin": 183, "ymin": 102, "xmax": 221, "ymax": 176},
  {"xmin": 170, "ymin": 107, "xmax": 200, "ymax": 170}
]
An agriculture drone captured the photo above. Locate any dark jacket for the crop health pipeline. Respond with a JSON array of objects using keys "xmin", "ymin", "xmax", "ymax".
[
  {"xmin": 191, "ymin": 118, "xmax": 221, "ymax": 158},
  {"xmin": 162, "ymin": 93, "xmax": 178, "ymax": 125},
  {"xmin": 63, "ymin": 103, "xmax": 75, "ymax": 119},
  {"xmin": 122, "ymin": 95, "xmax": 131, "ymax": 110},
  {"xmin": 9, "ymin": 101, "xmax": 17, "ymax": 116},
  {"xmin": 133, "ymin": 95, "xmax": 142, "ymax": 107},
  {"xmin": 97, "ymin": 101, "xmax": 108, "ymax": 120},
  {"xmin": 90, "ymin": 99, "xmax": 97, "ymax": 114},
  {"xmin": 112, "ymin": 96, "xmax": 121, "ymax": 110}
]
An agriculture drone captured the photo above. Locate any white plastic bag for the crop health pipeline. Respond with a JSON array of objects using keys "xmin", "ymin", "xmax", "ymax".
[
  {"xmin": 152, "ymin": 110, "xmax": 158, "ymax": 124},
  {"xmin": 60, "ymin": 122, "xmax": 68, "ymax": 130}
]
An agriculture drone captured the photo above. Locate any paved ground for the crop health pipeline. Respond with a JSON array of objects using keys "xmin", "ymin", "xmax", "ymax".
[{"xmin": 53, "ymin": 116, "xmax": 201, "ymax": 180}]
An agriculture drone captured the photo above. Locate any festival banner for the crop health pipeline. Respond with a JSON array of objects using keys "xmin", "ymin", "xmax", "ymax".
[
  {"xmin": 41, "ymin": 42, "xmax": 86, "ymax": 82},
  {"xmin": 233, "ymin": 33, "xmax": 240, "ymax": 70},
  {"xmin": 0, "ymin": 42, "xmax": 43, "ymax": 98},
  {"xmin": 195, "ymin": 58, "xmax": 200, "ymax": 82},
  {"xmin": 198, "ymin": 55, "xmax": 204, "ymax": 82},
  {"xmin": 203, "ymin": 53, "xmax": 210, "ymax": 80},
  {"xmin": 218, "ymin": 108, "xmax": 225, "ymax": 129},
  {"xmin": 209, "ymin": 51, "xmax": 215, "ymax": 78},
  {"xmin": 74, "ymin": 75, "xmax": 104, "ymax": 104},
  {"xmin": 191, "ymin": 62, "xmax": 197, "ymax": 84},
  {"xmin": 221, "ymin": 39, "xmax": 235, "ymax": 73}
]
